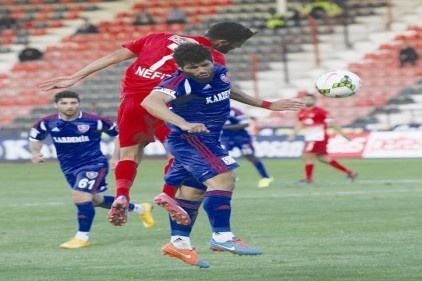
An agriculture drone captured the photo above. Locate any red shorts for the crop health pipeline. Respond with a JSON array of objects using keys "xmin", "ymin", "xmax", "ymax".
[
  {"xmin": 303, "ymin": 140, "xmax": 328, "ymax": 154},
  {"xmin": 117, "ymin": 94, "xmax": 170, "ymax": 148}
]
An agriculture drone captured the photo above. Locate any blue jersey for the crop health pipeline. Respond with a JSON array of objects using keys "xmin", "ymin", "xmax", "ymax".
[
  {"xmin": 29, "ymin": 112, "xmax": 118, "ymax": 174},
  {"xmin": 221, "ymin": 107, "xmax": 251, "ymax": 139},
  {"xmin": 153, "ymin": 64, "xmax": 231, "ymax": 139},
  {"xmin": 220, "ymin": 107, "xmax": 255, "ymax": 155}
]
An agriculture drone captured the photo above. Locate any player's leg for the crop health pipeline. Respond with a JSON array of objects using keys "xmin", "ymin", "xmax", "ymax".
[
  {"xmin": 156, "ymin": 159, "xmax": 205, "ymax": 225},
  {"xmin": 109, "ymin": 96, "xmax": 155, "ymax": 226},
  {"xmin": 242, "ymin": 142, "xmax": 273, "ymax": 188},
  {"xmin": 302, "ymin": 152, "xmax": 316, "ymax": 183},
  {"xmin": 160, "ymin": 161, "xmax": 209, "ymax": 268},
  {"xmin": 153, "ymin": 117, "xmax": 178, "ymax": 199},
  {"xmin": 317, "ymin": 154, "xmax": 357, "ymax": 181},
  {"xmin": 162, "ymin": 185, "xmax": 208, "ymax": 268},
  {"xmin": 239, "ymin": 139, "xmax": 273, "ymax": 188},
  {"xmin": 179, "ymin": 135, "xmax": 262, "ymax": 256},
  {"xmin": 203, "ymin": 172, "xmax": 263, "ymax": 255},
  {"xmin": 94, "ymin": 194, "xmax": 154, "ymax": 229},
  {"xmin": 108, "ymin": 143, "xmax": 145, "ymax": 226},
  {"xmin": 160, "ymin": 157, "xmax": 178, "ymax": 198},
  {"xmin": 60, "ymin": 190, "xmax": 94, "ymax": 249},
  {"xmin": 60, "ymin": 166, "xmax": 108, "ymax": 249},
  {"xmin": 297, "ymin": 141, "xmax": 318, "ymax": 184}
]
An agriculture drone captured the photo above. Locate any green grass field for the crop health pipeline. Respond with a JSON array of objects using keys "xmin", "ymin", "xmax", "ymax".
[{"xmin": 1, "ymin": 158, "xmax": 422, "ymax": 281}]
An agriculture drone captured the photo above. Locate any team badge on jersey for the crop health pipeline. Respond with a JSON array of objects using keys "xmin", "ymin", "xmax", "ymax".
[
  {"xmin": 220, "ymin": 73, "xmax": 230, "ymax": 84},
  {"xmin": 77, "ymin": 124, "xmax": 90, "ymax": 133},
  {"xmin": 86, "ymin": 171, "xmax": 98, "ymax": 179}
]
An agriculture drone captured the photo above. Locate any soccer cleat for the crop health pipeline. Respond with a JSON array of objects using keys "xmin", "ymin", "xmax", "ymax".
[
  {"xmin": 346, "ymin": 172, "xmax": 358, "ymax": 182},
  {"xmin": 209, "ymin": 238, "xmax": 263, "ymax": 255},
  {"xmin": 154, "ymin": 193, "xmax": 191, "ymax": 225},
  {"xmin": 139, "ymin": 203, "xmax": 155, "ymax": 229},
  {"xmin": 60, "ymin": 237, "xmax": 90, "ymax": 249},
  {"xmin": 257, "ymin": 177, "xmax": 274, "ymax": 188},
  {"xmin": 161, "ymin": 242, "xmax": 209, "ymax": 268},
  {"xmin": 108, "ymin": 196, "xmax": 128, "ymax": 226}
]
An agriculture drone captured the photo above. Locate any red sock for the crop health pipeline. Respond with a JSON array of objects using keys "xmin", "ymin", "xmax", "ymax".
[
  {"xmin": 329, "ymin": 160, "xmax": 352, "ymax": 174},
  {"xmin": 305, "ymin": 164, "xmax": 314, "ymax": 182},
  {"xmin": 114, "ymin": 160, "xmax": 138, "ymax": 202},
  {"xmin": 162, "ymin": 158, "xmax": 177, "ymax": 198}
]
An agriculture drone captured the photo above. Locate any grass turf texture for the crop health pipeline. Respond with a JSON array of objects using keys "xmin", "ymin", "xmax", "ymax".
[{"xmin": 1, "ymin": 159, "xmax": 422, "ymax": 281}]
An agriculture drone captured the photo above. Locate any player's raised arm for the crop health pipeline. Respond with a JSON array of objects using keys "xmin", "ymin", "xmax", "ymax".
[
  {"xmin": 230, "ymin": 85, "xmax": 304, "ymax": 111},
  {"xmin": 142, "ymin": 91, "xmax": 208, "ymax": 133},
  {"xmin": 38, "ymin": 48, "xmax": 137, "ymax": 93}
]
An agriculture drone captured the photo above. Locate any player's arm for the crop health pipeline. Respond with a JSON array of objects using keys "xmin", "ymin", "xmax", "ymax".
[
  {"xmin": 329, "ymin": 120, "xmax": 351, "ymax": 141},
  {"xmin": 29, "ymin": 139, "xmax": 45, "ymax": 163},
  {"xmin": 288, "ymin": 121, "xmax": 304, "ymax": 142},
  {"xmin": 230, "ymin": 85, "xmax": 305, "ymax": 111},
  {"xmin": 141, "ymin": 91, "xmax": 209, "ymax": 133},
  {"xmin": 38, "ymin": 48, "xmax": 137, "ymax": 92}
]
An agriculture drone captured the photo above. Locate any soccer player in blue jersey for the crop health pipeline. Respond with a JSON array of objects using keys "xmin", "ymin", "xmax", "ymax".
[
  {"xmin": 221, "ymin": 107, "xmax": 273, "ymax": 188},
  {"xmin": 29, "ymin": 91, "xmax": 154, "ymax": 249},
  {"xmin": 142, "ymin": 43, "xmax": 265, "ymax": 268}
]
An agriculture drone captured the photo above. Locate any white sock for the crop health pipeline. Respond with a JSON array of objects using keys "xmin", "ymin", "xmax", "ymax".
[
  {"xmin": 171, "ymin": 236, "xmax": 192, "ymax": 249},
  {"xmin": 132, "ymin": 204, "xmax": 144, "ymax": 214},
  {"xmin": 212, "ymin": 232, "xmax": 235, "ymax": 243},
  {"xmin": 75, "ymin": 231, "xmax": 90, "ymax": 242}
]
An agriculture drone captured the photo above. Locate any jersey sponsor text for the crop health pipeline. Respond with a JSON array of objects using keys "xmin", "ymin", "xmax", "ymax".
[
  {"xmin": 205, "ymin": 90, "xmax": 230, "ymax": 104},
  {"xmin": 135, "ymin": 67, "xmax": 171, "ymax": 80},
  {"xmin": 53, "ymin": 136, "xmax": 90, "ymax": 143}
]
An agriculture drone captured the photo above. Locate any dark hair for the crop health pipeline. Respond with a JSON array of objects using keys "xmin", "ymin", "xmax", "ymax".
[
  {"xmin": 205, "ymin": 22, "xmax": 257, "ymax": 43},
  {"xmin": 54, "ymin": 90, "xmax": 80, "ymax": 103},
  {"xmin": 173, "ymin": 43, "xmax": 213, "ymax": 67}
]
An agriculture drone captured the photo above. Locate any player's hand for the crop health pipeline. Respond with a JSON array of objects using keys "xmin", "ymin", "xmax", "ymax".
[
  {"xmin": 38, "ymin": 76, "xmax": 79, "ymax": 93},
  {"xmin": 181, "ymin": 123, "xmax": 209, "ymax": 133},
  {"xmin": 31, "ymin": 153, "xmax": 45, "ymax": 163},
  {"xmin": 269, "ymin": 99, "xmax": 305, "ymax": 111}
]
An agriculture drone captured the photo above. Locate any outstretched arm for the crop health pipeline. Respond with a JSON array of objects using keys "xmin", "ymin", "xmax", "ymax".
[
  {"xmin": 38, "ymin": 48, "xmax": 137, "ymax": 93},
  {"xmin": 142, "ymin": 91, "xmax": 209, "ymax": 133},
  {"xmin": 331, "ymin": 121, "xmax": 351, "ymax": 141},
  {"xmin": 230, "ymin": 85, "xmax": 305, "ymax": 111},
  {"xmin": 288, "ymin": 121, "xmax": 303, "ymax": 142}
]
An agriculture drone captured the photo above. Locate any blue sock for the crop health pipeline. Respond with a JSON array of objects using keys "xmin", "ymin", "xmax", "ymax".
[
  {"xmin": 203, "ymin": 190, "xmax": 232, "ymax": 233},
  {"xmin": 254, "ymin": 161, "xmax": 270, "ymax": 178},
  {"xmin": 170, "ymin": 199, "xmax": 202, "ymax": 237},
  {"xmin": 76, "ymin": 201, "xmax": 95, "ymax": 232},
  {"xmin": 98, "ymin": 195, "xmax": 135, "ymax": 211}
]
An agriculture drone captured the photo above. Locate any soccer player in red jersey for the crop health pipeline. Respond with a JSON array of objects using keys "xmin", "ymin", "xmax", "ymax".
[
  {"xmin": 39, "ymin": 22, "xmax": 304, "ymax": 226},
  {"xmin": 288, "ymin": 93, "xmax": 358, "ymax": 184}
]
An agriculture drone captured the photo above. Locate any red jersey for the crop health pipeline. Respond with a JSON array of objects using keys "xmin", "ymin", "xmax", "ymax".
[
  {"xmin": 297, "ymin": 106, "xmax": 330, "ymax": 141},
  {"xmin": 121, "ymin": 33, "xmax": 226, "ymax": 97}
]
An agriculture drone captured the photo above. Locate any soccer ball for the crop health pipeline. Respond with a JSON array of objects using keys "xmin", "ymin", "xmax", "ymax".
[{"xmin": 315, "ymin": 69, "xmax": 362, "ymax": 98}]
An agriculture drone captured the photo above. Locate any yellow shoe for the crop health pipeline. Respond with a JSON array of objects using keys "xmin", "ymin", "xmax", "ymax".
[
  {"xmin": 258, "ymin": 177, "xmax": 274, "ymax": 188},
  {"xmin": 60, "ymin": 237, "xmax": 90, "ymax": 249},
  {"xmin": 139, "ymin": 203, "xmax": 155, "ymax": 229}
]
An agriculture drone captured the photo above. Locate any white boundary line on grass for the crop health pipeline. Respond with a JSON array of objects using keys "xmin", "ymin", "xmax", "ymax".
[{"xmin": 279, "ymin": 187, "xmax": 422, "ymax": 198}]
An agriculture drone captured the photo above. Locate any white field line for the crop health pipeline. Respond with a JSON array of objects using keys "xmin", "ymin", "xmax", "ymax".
[
  {"xmin": 275, "ymin": 188, "xmax": 422, "ymax": 198},
  {"xmin": 3, "ymin": 180, "xmax": 422, "ymax": 206}
]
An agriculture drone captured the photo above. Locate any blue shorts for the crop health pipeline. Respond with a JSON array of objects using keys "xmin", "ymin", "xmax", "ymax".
[
  {"xmin": 164, "ymin": 134, "xmax": 239, "ymax": 188},
  {"xmin": 64, "ymin": 162, "xmax": 109, "ymax": 194},
  {"xmin": 220, "ymin": 134, "xmax": 255, "ymax": 156}
]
